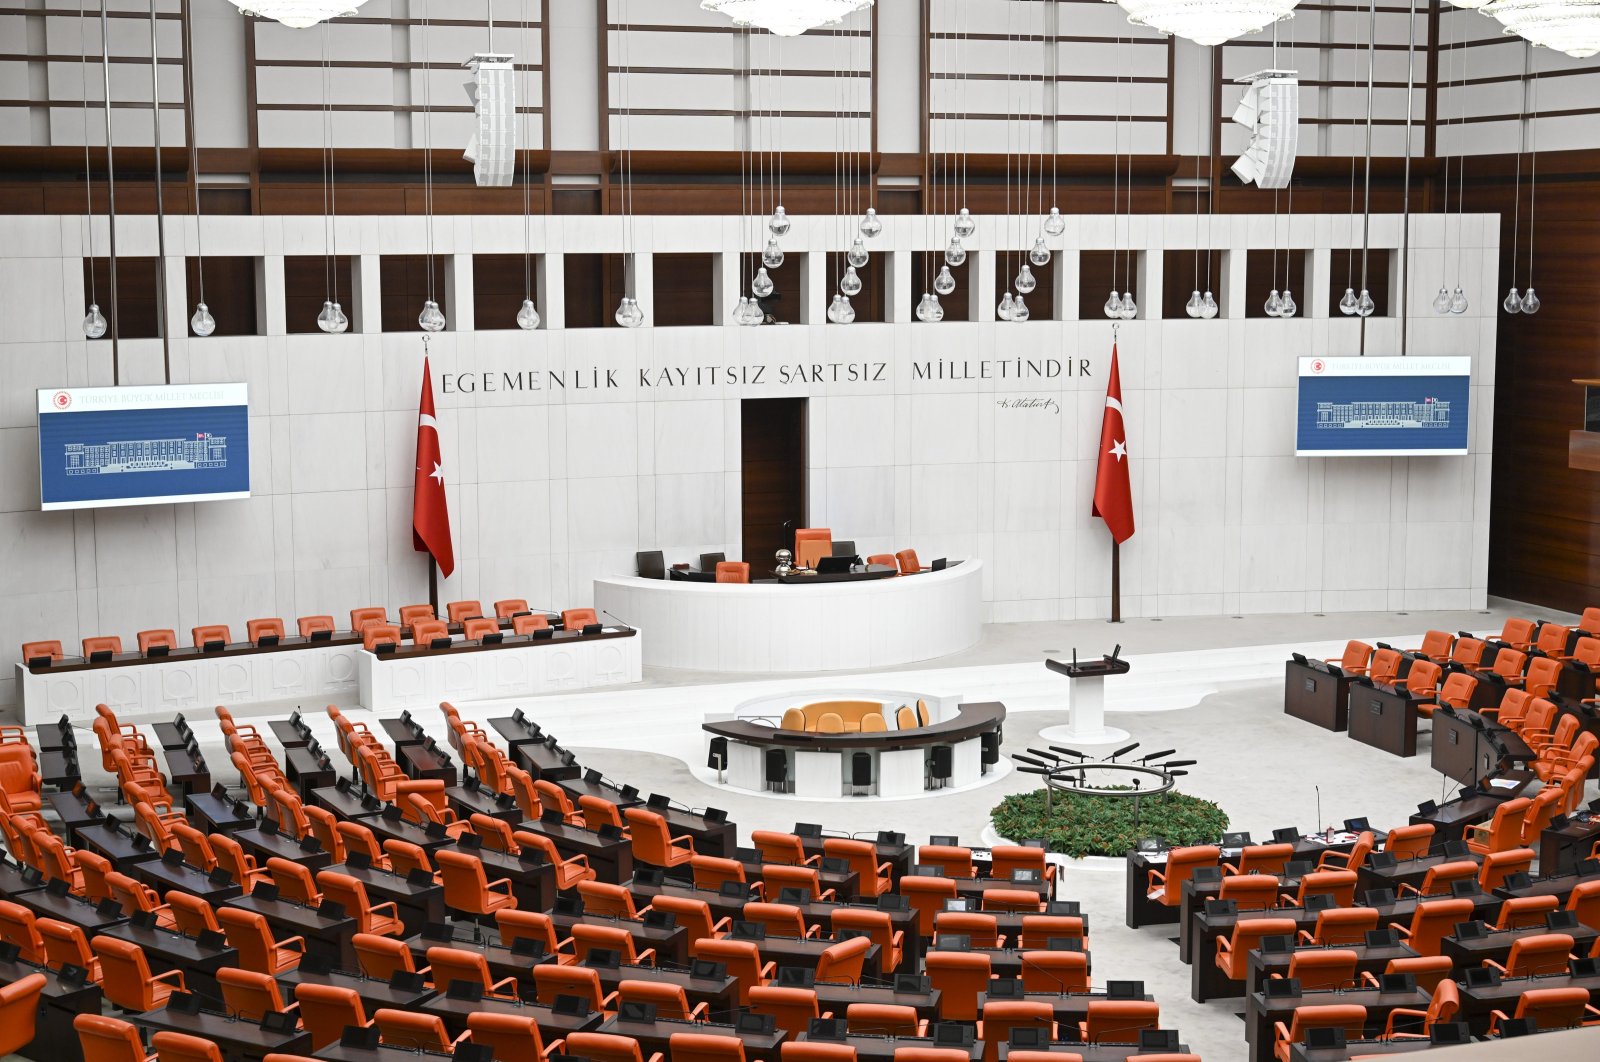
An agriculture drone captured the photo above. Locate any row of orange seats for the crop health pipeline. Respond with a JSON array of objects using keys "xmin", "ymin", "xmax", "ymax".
[{"xmin": 19, "ymin": 599, "xmax": 601, "ymax": 662}]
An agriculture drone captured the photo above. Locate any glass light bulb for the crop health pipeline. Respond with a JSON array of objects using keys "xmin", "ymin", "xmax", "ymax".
[
  {"xmin": 859, "ymin": 208, "xmax": 883, "ymax": 239},
  {"xmin": 1503, "ymin": 286, "xmax": 1522, "ymax": 314},
  {"xmin": 1449, "ymin": 288, "xmax": 1468, "ymax": 315},
  {"xmin": 768, "ymin": 205, "xmax": 791, "ymax": 237},
  {"xmin": 743, "ymin": 297, "xmax": 766, "ymax": 326},
  {"xmin": 847, "ymin": 240, "xmax": 869, "ymax": 269},
  {"xmin": 1014, "ymin": 264, "xmax": 1037, "ymax": 294},
  {"xmin": 419, "ymin": 299, "xmax": 445, "ymax": 332},
  {"xmin": 1010, "ymin": 294, "xmax": 1030, "ymax": 323},
  {"xmin": 953, "ymin": 207, "xmax": 976, "ymax": 238},
  {"xmin": 1339, "ymin": 288, "xmax": 1359, "ymax": 316},
  {"xmin": 762, "ymin": 240, "xmax": 785, "ymax": 269},
  {"xmin": 517, "ymin": 298, "xmax": 541, "ymax": 330},
  {"xmin": 1185, "ymin": 290, "xmax": 1202, "ymax": 319},
  {"xmin": 190, "ymin": 302, "xmax": 216, "ymax": 337},
  {"xmin": 916, "ymin": 293, "xmax": 945, "ymax": 323},
  {"xmin": 1103, "ymin": 290, "xmax": 1121, "ymax": 319},
  {"xmin": 732, "ymin": 296, "xmax": 751, "ymax": 325},
  {"xmin": 945, "ymin": 238, "xmax": 967, "ymax": 267},
  {"xmin": 1043, "ymin": 207, "xmax": 1065, "ymax": 237},
  {"xmin": 1264, "ymin": 289, "xmax": 1282, "ymax": 317},
  {"xmin": 998, "ymin": 292, "xmax": 1015, "ymax": 321},
  {"xmin": 826, "ymin": 294, "xmax": 855, "ymax": 324},
  {"xmin": 616, "ymin": 297, "xmax": 644, "ymax": 328},
  {"xmin": 751, "ymin": 267, "xmax": 774, "ymax": 298},
  {"xmin": 1433, "ymin": 287, "xmax": 1452, "ymax": 314},
  {"xmin": 1356, "ymin": 290, "xmax": 1376, "ymax": 318},
  {"xmin": 839, "ymin": 265, "xmax": 863, "ymax": 296},
  {"xmin": 1028, "ymin": 237, "xmax": 1052, "ymax": 268},
  {"xmin": 316, "ymin": 299, "xmax": 338, "ymax": 333},
  {"xmin": 1201, "ymin": 291, "xmax": 1218, "ymax": 319},
  {"xmin": 1280, "ymin": 289, "xmax": 1297, "ymax": 318},
  {"xmin": 1520, "ymin": 287, "xmax": 1540, "ymax": 314},
  {"xmin": 1119, "ymin": 292, "xmax": 1137, "ymax": 320},
  {"xmin": 83, "ymin": 303, "xmax": 107, "ymax": 339},
  {"xmin": 934, "ymin": 266, "xmax": 956, "ymax": 296},
  {"xmin": 330, "ymin": 302, "xmax": 349, "ymax": 333}
]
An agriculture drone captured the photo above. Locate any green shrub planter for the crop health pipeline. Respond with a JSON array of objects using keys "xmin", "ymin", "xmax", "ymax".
[{"xmin": 991, "ymin": 788, "xmax": 1230, "ymax": 859}]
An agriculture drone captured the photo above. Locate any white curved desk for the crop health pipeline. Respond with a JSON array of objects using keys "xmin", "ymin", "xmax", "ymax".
[{"xmin": 594, "ymin": 560, "xmax": 983, "ymax": 673}]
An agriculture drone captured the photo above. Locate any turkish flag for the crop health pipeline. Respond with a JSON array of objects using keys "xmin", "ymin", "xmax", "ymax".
[
  {"xmin": 1092, "ymin": 344, "xmax": 1135, "ymax": 545},
  {"xmin": 412, "ymin": 357, "xmax": 455, "ymax": 577}
]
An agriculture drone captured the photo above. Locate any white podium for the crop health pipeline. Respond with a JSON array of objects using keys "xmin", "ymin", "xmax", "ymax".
[{"xmin": 1037, "ymin": 654, "xmax": 1131, "ymax": 745}]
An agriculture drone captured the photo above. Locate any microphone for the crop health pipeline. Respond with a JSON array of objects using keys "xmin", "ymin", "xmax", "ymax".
[
  {"xmin": 599, "ymin": 609, "xmax": 635, "ymax": 633},
  {"xmin": 1046, "ymin": 746, "xmax": 1088, "ymax": 761},
  {"xmin": 1109, "ymin": 743, "xmax": 1140, "ymax": 762},
  {"xmin": 1316, "ymin": 786, "xmax": 1324, "ymax": 840},
  {"xmin": 1136, "ymin": 750, "xmax": 1176, "ymax": 764}
]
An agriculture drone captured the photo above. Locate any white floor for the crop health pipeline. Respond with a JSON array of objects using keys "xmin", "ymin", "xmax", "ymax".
[{"xmin": 32, "ymin": 598, "xmax": 1598, "ymax": 1062}]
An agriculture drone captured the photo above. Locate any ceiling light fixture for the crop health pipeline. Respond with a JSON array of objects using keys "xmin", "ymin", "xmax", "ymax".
[
  {"xmin": 225, "ymin": 2, "xmax": 371, "ymax": 29},
  {"xmin": 1479, "ymin": 0, "xmax": 1600, "ymax": 59},
  {"xmin": 701, "ymin": 0, "xmax": 874, "ymax": 37},
  {"xmin": 1106, "ymin": 1, "xmax": 1299, "ymax": 47}
]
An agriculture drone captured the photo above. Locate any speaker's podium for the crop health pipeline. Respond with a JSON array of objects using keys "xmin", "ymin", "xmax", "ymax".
[
  {"xmin": 1284, "ymin": 653, "xmax": 1354, "ymax": 732},
  {"xmin": 1431, "ymin": 706, "xmax": 1526, "ymax": 786},
  {"xmin": 1041, "ymin": 651, "xmax": 1132, "ymax": 744}
]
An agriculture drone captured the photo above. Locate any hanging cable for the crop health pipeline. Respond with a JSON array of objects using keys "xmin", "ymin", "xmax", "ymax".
[
  {"xmin": 99, "ymin": 0, "xmax": 120, "ymax": 373},
  {"xmin": 79, "ymin": 0, "xmax": 99, "ymax": 337},
  {"xmin": 148, "ymin": 0, "xmax": 169, "ymax": 377}
]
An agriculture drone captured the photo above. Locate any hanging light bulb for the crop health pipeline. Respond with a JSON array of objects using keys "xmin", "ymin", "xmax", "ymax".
[
  {"xmin": 1201, "ymin": 291, "xmax": 1218, "ymax": 319},
  {"xmin": 743, "ymin": 297, "xmax": 766, "ymax": 326},
  {"xmin": 1280, "ymin": 288, "xmax": 1297, "ymax": 318},
  {"xmin": 1103, "ymin": 290, "xmax": 1121, "ymax": 319},
  {"xmin": 1185, "ymin": 290, "xmax": 1202, "ymax": 319},
  {"xmin": 827, "ymin": 294, "xmax": 856, "ymax": 324},
  {"xmin": 1339, "ymin": 288, "xmax": 1359, "ymax": 316},
  {"xmin": 762, "ymin": 240, "xmax": 785, "ymax": 269},
  {"xmin": 839, "ymin": 265, "xmax": 863, "ymax": 296},
  {"xmin": 517, "ymin": 298, "xmax": 541, "ymax": 330},
  {"xmin": 1448, "ymin": 287, "xmax": 1468, "ymax": 315},
  {"xmin": 953, "ymin": 208, "xmax": 976, "ymax": 238},
  {"xmin": 934, "ymin": 266, "xmax": 956, "ymax": 296},
  {"xmin": 998, "ymin": 292, "xmax": 1016, "ymax": 321},
  {"xmin": 419, "ymin": 299, "xmax": 446, "ymax": 332},
  {"xmin": 751, "ymin": 267, "xmax": 774, "ymax": 298},
  {"xmin": 1028, "ymin": 237, "xmax": 1052, "ymax": 268},
  {"xmin": 190, "ymin": 302, "xmax": 216, "ymax": 337},
  {"xmin": 616, "ymin": 296, "xmax": 644, "ymax": 328},
  {"xmin": 916, "ymin": 292, "xmax": 945, "ymax": 323},
  {"xmin": 317, "ymin": 299, "xmax": 339, "ymax": 333},
  {"xmin": 1432, "ymin": 286, "xmax": 1452, "ymax": 314},
  {"xmin": 1520, "ymin": 286, "xmax": 1540, "ymax": 314},
  {"xmin": 859, "ymin": 208, "xmax": 883, "ymax": 239},
  {"xmin": 1356, "ymin": 289, "xmax": 1376, "ymax": 318},
  {"xmin": 732, "ymin": 295, "xmax": 751, "ymax": 325},
  {"xmin": 847, "ymin": 240, "xmax": 869, "ymax": 269},
  {"xmin": 1264, "ymin": 289, "xmax": 1283, "ymax": 317},
  {"xmin": 1011, "ymin": 294, "xmax": 1030, "ymax": 322},
  {"xmin": 768, "ymin": 205, "xmax": 791, "ymax": 237},
  {"xmin": 945, "ymin": 238, "xmax": 967, "ymax": 267},
  {"xmin": 1119, "ymin": 292, "xmax": 1137, "ymax": 320},
  {"xmin": 1503, "ymin": 286, "xmax": 1522, "ymax": 314},
  {"xmin": 1014, "ymin": 264, "xmax": 1037, "ymax": 294},
  {"xmin": 83, "ymin": 303, "xmax": 107, "ymax": 339},
  {"xmin": 1043, "ymin": 207, "xmax": 1065, "ymax": 237}
]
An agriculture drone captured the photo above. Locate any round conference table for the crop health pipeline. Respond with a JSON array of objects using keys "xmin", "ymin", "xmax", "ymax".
[{"xmin": 593, "ymin": 559, "xmax": 983, "ymax": 673}]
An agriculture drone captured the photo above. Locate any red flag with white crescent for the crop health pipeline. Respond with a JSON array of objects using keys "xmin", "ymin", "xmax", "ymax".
[
  {"xmin": 412, "ymin": 357, "xmax": 455, "ymax": 577},
  {"xmin": 1092, "ymin": 344, "xmax": 1135, "ymax": 545}
]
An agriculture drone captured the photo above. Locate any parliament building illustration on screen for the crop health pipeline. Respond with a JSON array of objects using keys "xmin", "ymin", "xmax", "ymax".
[
  {"xmin": 63, "ymin": 432, "xmax": 229, "ymax": 475},
  {"xmin": 1315, "ymin": 398, "xmax": 1451, "ymax": 430}
]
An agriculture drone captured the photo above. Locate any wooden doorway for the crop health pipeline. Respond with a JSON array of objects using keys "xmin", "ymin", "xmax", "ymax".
[{"xmin": 741, "ymin": 398, "xmax": 807, "ymax": 569}]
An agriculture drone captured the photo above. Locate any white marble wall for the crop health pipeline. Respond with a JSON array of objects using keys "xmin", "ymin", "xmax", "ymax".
[{"xmin": 0, "ymin": 210, "xmax": 1496, "ymax": 707}]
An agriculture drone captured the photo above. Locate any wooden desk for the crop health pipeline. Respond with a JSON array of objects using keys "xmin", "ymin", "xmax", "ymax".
[
  {"xmin": 603, "ymin": 1015, "xmax": 786, "ymax": 1060},
  {"xmin": 815, "ymin": 982, "xmax": 941, "ymax": 1021},
  {"xmin": 13, "ymin": 887, "xmax": 128, "ymax": 935},
  {"xmin": 1456, "ymin": 971, "xmax": 1600, "ymax": 1034},
  {"xmin": 1285, "ymin": 659, "xmax": 1353, "ymax": 731},
  {"xmin": 1244, "ymin": 941, "xmax": 1419, "ymax": 997},
  {"xmin": 74, "ymin": 821, "xmax": 162, "ymax": 866},
  {"xmin": 549, "ymin": 911, "xmax": 691, "ymax": 967},
  {"xmin": 1124, "ymin": 851, "xmax": 1183, "ymax": 928},
  {"xmin": 162, "ymin": 746, "xmax": 211, "ymax": 797},
  {"xmin": 740, "ymin": 932, "xmax": 881, "ymax": 979},
  {"xmin": 459, "ymin": 845, "xmax": 558, "ymax": 912},
  {"xmin": 1497, "ymin": 872, "xmax": 1589, "ymax": 905},
  {"xmin": 924, "ymin": 943, "xmax": 1025, "ymax": 978},
  {"xmin": 0, "ymin": 856, "xmax": 40, "ymax": 900},
  {"xmin": 1409, "ymin": 773, "xmax": 1538, "ymax": 843},
  {"xmin": 524, "ymin": 819, "xmax": 634, "ymax": 883},
  {"xmin": 1357, "ymin": 852, "xmax": 1482, "ymax": 896},
  {"xmin": 1432, "ymin": 710, "xmax": 1517, "ymax": 785},
  {"xmin": 1287, "ymin": 1042, "xmax": 1434, "ymax": 1062},
  {"xmin": 185, "ymin": 791, "xmax": 259, "ymax": 835},
  {"xmin": 557, "ymin": 776, "xmax": 645, "ymax": 813},
  {"xmin": 974, "ymin": 990, "xmax": 1155, "ymax": 1029},
  {"xmin": 399, "ymin": 741, "xmax": 457, "ymax": 787},
  {"xmin": 1540, "ymin": 815, "xmax": 1600, "ymax": 875},
  {"xmin": 233, "ymin": 825, "xmax": 335, "ymax": 872},
  {"xmin": 309, "ymin": 786, "xmax": 381, "ymax": 822},
  {"xmin": 269, "ymin": 718, "xmax": 312, "ymax": 749},
  {"xmin": 360, "ymin": 812, "xmax": 455, "ymax": 857},
  {"xmin": 316, "ymin": 861, "xmax": 445, "ymax": 935},
  {"xmin": 1347, "ymin": 683, "xmax": 1421, "ymax": 758},
  {"xmin": 794, "ymin": 1033, "xmax": 979, "ymax": 1062},
  {"xmin": 101, "ymin": 921, "xmax": 239, "ymax": 1001},
  {"xmin": 658, "ymin": 804, "xmax": 737, "ymax": 860},
  {"xmin": 446, "ymin": 782, "xmax": 524, "ymax": 826},
  {"xmin": 1439, "ymin": 922, "xmax": 1598, "ymax": 969},
  {"xmin": 134, "ymin": 1005, "xmax": 314, "ymax": 1062},
  {"xmin": 417, "ymin": 993, "xmax": 604, "ymax": 1039},
  {"xmin": 129, "ymin": 856, "xmax": 243, "ymax": 908},
  {"xmin": 1246, "ymin": 984, "xmax": 1432, "ymax": 1062},
  {"xmin": 996, "ymin": 1045, "xmax": 1190, "ymax": 1062},
  {"xmin": 223, "ymin": 893, "xmax": 357, "ymax": 967},
  {"xmin": 44, "ymin": 789, "xmax": 101, "ymax": 843},
  {"xmin": 37, "ymin": 747, "xmax": 80, "ymax": 789},
  {"xmin": 274, "ymin": 965, "xmax": 438, "ymax": 1015},
  {"xmin": 0, "ymin": 958, "xmax": 102, "ymax": 1062},
  {"xmin": 286, "ymin": 746, "xmax": 337, "ymax": 798},
  {"xmin": 489, "ymin": 717, "xmax": 582, "ymax": 782}
]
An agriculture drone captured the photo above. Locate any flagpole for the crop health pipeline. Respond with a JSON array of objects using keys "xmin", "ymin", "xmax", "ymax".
[
  {"xmin": 1110, "ymin": 540, "xmax": 1122, "ymax": 624},
  {"xmin": 428, "ymin": 556, "xmax": 439, "ymax": 614}
]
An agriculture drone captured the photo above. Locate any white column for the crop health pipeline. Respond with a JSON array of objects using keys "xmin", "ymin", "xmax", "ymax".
[
  {"xmin": 448, "ymin": 252, "xmax": 474, "ymax": 332},
  {"xmin": 542, "ymin": 253, "xmax": 565, "ymax": 329}
]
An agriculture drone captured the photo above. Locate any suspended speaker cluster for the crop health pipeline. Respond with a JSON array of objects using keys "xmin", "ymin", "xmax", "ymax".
[
  {"xmin": 1231, "ymin": 72, "xmax": 1299, "ymax": 189},
  {"xmin": 464, "ymin": 53, "xmax": 517, "ymax": 187}
]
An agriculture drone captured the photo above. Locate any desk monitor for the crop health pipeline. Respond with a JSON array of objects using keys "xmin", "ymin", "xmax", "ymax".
[
  {"xmin": 815, "ymin": 555, "xmax": 860, "ymax": 574},
  {"xmin": 794, "ymin": 822, "xmax": 823, "ymax": 838},
  {"xmin": 1295, "ymin": 356, "xmax": 1471, "ymax": 457},
  {"xmin": 831, "ymin": 540, "xmax": 856, "ymax": 558},
  {"xmin": 931, "ymin": 557, "xmax": 948, "ymax": 571}
]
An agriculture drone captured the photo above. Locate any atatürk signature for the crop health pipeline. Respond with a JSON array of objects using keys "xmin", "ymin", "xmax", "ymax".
[{"xmin": 996, "ymin": 397, "xmax": 1060, "ymax": 415}]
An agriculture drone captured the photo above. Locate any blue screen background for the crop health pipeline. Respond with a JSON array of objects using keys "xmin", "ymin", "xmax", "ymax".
[
  {"xmin": 39, "ymin": 404, "xmax": 251, "ymax": 506},
  {"xmin": 1296, "ymin": 373, "xmax": 1470, "ymax": 454}
]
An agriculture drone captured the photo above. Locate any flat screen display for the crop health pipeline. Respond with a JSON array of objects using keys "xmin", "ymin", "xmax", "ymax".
[
  {"xmin": 1296, "ymin": 356, "xmax": 1470, "ymax": 457},
  {"xmin": 37, "ymin": 383, "xmax": 250, "ymax": 510}
]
